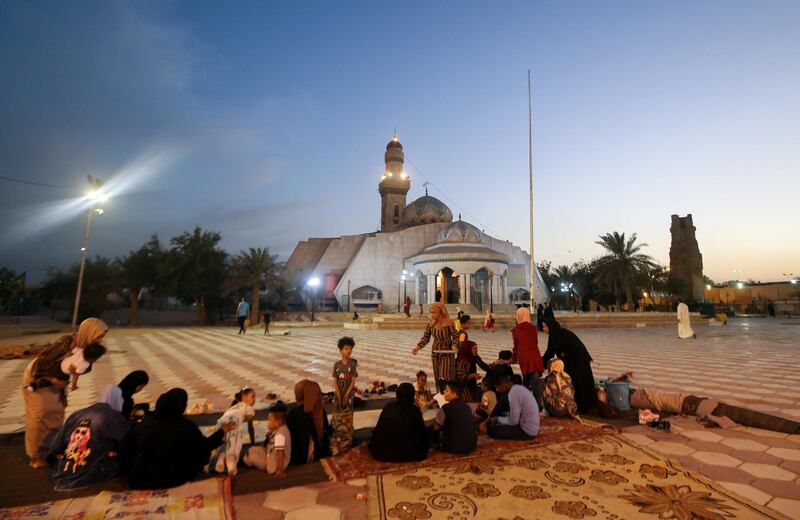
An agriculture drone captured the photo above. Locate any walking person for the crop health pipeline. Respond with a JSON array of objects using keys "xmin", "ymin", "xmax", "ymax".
[
  {"xmin": 482, "ymin": 310, "xmax": 495, "ymax": 332},
  {"xmin": 263, "ymin": 310, "xmax": 271, "ymax": 336},
  {"xmin": 236, "ymin": 297, "xmax": 250, "ymax": 335},
  {"xmin": 512, "ymin": 307, "xmax": 544, "ymax": 409},
  {"xmin": 403, "ymin": 296, "xmax": 412, "ymax": 317},
  {"xmin": 676, "ymin": 298, "xmax": 696, "ymax": 339},
  {"xmin": 412, "ymin": 302, "xmax": 458, "ymax": 393},
  {"xmin": 23, "ymin": 318, "xmax": 108, "ymax": 468}
]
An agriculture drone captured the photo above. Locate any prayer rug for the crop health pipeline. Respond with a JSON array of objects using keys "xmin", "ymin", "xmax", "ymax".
[
  {"xmin": 0, "ymin": 477, "xmax": 234, "ymax": 520},
  {"xmin": 323, "ymin": 417, "xmax": 614, "ymax": 482},
  {"xmin": 367, "ymin": 435, "xmax": 785, "ymax": 520}
]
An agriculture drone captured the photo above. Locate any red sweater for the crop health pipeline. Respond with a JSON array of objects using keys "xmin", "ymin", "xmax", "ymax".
[{"xmin": 512, "ymin": 321, "xmax": 544, "ymax": 374}]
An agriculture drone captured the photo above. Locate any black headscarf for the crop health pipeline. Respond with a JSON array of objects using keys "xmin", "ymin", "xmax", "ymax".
[
  {"xmin": 118, "ymin": 370, "xmax": 149, "ymax": 419},
  {"xmin": 155, "ymin": 388, "xmax": 188, "ymax": 418},
  {"xmin": 369, "ymin": 383, "xmax": 429, "ymax": 462}
]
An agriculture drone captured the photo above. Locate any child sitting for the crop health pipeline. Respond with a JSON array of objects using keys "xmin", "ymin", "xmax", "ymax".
[
  {"xmin": 331, "ymin": 336, "xmax": 358, "ymax": 455},
  {"xmin": 543, "ymin": 359, "xmax": 579, "ymax": 418},
  {"xmin": 243, "ymin": 403, "xmax": 291, "ymax": 478},
  {"xmin": 210, "ymin": 387, "xmax": 256, "ymax": 475},
  {"xmin": 415, "ymin": 370, "xmax": 434, "ymax": 409},
  {"xmin": 477, "ymin": 378, "xmax": 497, "ymax": 418},
  {"xmin": 432, "ymin": 381, "xmax": 477, "ymax": 454}
]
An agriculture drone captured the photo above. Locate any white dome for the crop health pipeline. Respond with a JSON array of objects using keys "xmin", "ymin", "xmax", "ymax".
[{"xmin": 436, "ymin": 220, "xmax": 483, "ymax": 244}]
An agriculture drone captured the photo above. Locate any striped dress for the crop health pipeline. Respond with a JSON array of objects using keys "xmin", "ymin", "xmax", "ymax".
[{"xmin": 417, "ymin": 323, "xmax": 458, "ymax": 392}]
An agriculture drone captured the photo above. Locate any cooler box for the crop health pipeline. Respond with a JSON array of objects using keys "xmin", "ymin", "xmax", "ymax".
[{"xmin": 604, "ymin": 381, "xmax": 631, "ymax": 411}]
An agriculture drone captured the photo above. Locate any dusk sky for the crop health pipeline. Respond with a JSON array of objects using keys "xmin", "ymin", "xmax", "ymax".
[{"xmin": 1, "ymin": 1, "xmax": 798, "ymax": 283}]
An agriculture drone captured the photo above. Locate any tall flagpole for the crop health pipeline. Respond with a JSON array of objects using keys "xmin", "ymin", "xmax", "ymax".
[{"xmin": 528, "ymin": 69, "xmax": 536, "ymax": 313}]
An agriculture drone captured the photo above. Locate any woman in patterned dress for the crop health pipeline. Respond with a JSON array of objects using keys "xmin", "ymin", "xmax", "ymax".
[{"xmin": 412, "ymin": 302, "xmax": 458, "ymax": 393}]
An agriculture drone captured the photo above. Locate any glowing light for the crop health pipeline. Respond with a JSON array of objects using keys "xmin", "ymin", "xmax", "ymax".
[
  {"xmin": 94, "ymin": 208, "xmax": 104, "ymax": 215},
  {"xmin": 737, "ymin": 282, "xmax": 744, "ymax": 289},
  {"xmin": 307, "ymin": 277, "xmax": 320, "ymax": 288},
  {"xmin": 706, "ymin": 284, "xmax": 711, "ymax": 290},
  {"xmin": 643, "ymin": 292, "xmax": 648, "ymax": 298},
  {"xmin": 80, "ymin": 247, "xmax": 86, "ymax": 251},
  {"xmin": 388, "ymin": 172, "xmax": 393, "ymax": 177}
]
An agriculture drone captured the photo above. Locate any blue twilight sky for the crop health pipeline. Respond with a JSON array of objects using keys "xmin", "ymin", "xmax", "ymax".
[{"xmin": 1, "ymin": 1, "xmax": 798, "ymax": 283}]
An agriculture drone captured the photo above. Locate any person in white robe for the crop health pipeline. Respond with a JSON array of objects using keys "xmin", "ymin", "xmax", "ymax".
[{"xmin": 676, "ymin": 299, "xmax": 696, "ymax": 339}]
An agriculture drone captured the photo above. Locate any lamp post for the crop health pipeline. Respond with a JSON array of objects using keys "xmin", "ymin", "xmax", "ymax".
[
  {"xmin": 488, "ymin": 270, "xmax": 494, "ymax": 313},
  {"xmin": 71, "ymin": 176, "xmax": 108, "ymax": 328},
  {"xmin": 307, "ymin": 277, "xmax": 320, "ymax": 324}
]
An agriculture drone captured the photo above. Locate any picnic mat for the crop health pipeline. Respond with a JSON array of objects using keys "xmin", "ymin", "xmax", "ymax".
[
  {"xmin": 367, "ymin": 434, "xmax": 786, "ymax": 520},
  {"xmin": 0, "ymin": 477, "xmax": 234, "ymax": 520},
  {"xmin": 323, "ymin": 417, "xmax": 614, "ymax": 482}
]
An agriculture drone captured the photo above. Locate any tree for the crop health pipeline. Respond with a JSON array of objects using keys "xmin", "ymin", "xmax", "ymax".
[
  {"xmin": 41, "ymin": 257, "xmax": 119, "ymax": 322},
  {"xmin": 594, "ymin": 232, "xmax": 657, "ymax": 310},
  {"xmin": 0, "ymin": 267, "xmax": 22, "ymax": 309},
  {"xmin": 224, "ymin": 247, "xmax": 285, "ymax": 323},
  {"xmin": 536, "ymin": 260, "xmax": 556, "ymax": 297},
  {"xmin": 117, "ymin": 235, "xmax": 164, "ymax": 326},
  {"xmin": 553, "ymin": 264, "xmax": 575, "ymax": 309},
  {"xmin": 162, "ymin": 227, "xmax": 227, "ymax": 325}
]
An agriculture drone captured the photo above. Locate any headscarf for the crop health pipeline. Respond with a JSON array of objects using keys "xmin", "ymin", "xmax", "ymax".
[
  {"xmin": 118, "ymin": 370, "xmax": 149, "ymax": 399},
  {"xmin": 543, "ymin": 315, "xmax": 561, "ymax": 333},
  {"xmin": 429, "ymin": 302, "xmax": 452, "ymax": 329},
  {"xmin": 396, "ymin": 383, "xmax": 416, "ymax": 406},
  {"xmin": 73, "ymin": 318, "xmax": 109, "ymax": 350},
  {"xmin": 516, "ymin": 307, "xmax": 532, "ymax": 324},
  {"xmin": 98, "ymin": 384, "xmax": 124, "ymax": 412},
  {"xmin": 155, "ymin": 388, "xmax": 188, "ymax": 418},
  {"xmin": 457, "ymin": 339, "xmax": 478, "ymax": 364},
  {"xmin": 548, "ymin": 358, "xmax": 570, "ymax": 390},
  {"xmin": 294, "ymin": 379, "xmax": 324, "ymax": 441}
]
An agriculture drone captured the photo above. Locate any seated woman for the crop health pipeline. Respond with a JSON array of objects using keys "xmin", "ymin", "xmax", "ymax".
[
  {"xmin": 117, "ymin": 370, "xmax": 149, "ymax": 421},
  {"xmin": 543, "ymin": 359, "xmax": 579, "ymax": 418},
  {"xmin": 119, "ymin": 388, "xmax": 232, "ymax": 489},
  {"xmin": 286, "ymin": 380, "xmax": 331, "ymax": 464},
  {"xmin": 48, "ymin": 385, "xmax": 130, "ymax": 491},
  {"xmin": 369, "ymin": 383, "xmax": 430, "ymax": 462}
]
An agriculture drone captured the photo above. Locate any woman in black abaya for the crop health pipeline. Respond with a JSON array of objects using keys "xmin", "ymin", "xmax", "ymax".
[
  {"xmin": 542, "ymin": 316, "xmax": 597, "ymax": 413},
  {"xmin": 368, "ymin": 383, "xmax": 429, "ymax": 462}
]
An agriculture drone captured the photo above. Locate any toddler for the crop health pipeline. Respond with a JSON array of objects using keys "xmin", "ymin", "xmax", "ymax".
[
  {"xmin": 210, "ymin": 387, "xmax": 255, "ymax": 475},
  {"xmin": 244, "ymin": 404, "xmax": 291, "ymax": 478},
  {"xmin": 415, "ymin": 370, "xmax": 434, "ymax": 409}
]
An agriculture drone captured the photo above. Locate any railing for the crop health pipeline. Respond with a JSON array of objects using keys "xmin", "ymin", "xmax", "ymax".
[{"xmin": 471, "ymin": 288, "xmax": 483, "ymax": 313}]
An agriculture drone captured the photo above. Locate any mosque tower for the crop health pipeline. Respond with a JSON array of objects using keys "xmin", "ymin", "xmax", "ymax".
[{"xmin": 378, "ymin": 135, "xmax": 411, "ymax": 232}]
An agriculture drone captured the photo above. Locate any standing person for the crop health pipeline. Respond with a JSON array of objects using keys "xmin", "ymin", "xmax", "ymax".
[
  {"xmin": 411, "ymin": 302, "xmax": 458, "ymax": 393},
  {"xmin": 209, "ymin": 388, "xmax": 256, "ymax": 475},
  {"xmin": 48, "ymin": 385, "xmax": 130, "ymax": 491},
  {"xmin": 483, "ymin": 310, "xmax": 495, "ymax": 332},
  {"xmin": 369, "ymin": 383, "xmax": 429, "ymax": 462},
  {"xmin": 263, "ymin": 311, "xmax": 271, "ymax": 336},
  {"xmin": 543, "ymin": 302, "xmax": 555, "ymax": 323},
  {"xmin": 676, "ymin": 298, "xmax": 696, "ymax": 339},
  {"xmin": 331, "ymin": 337, "xmax": 358, "ymax": 455},
  {"xmin": 23, "ymin": 318, "xmax": 108, "ymax": 468},
  {"xmin": 286, "ymin": 379, "xmax": 331, "ymax": 464},
  {"xmin": 488, "ymin": 375, "xmax": 540, "ymax": 440},
  {"xmin": 542, "ymin": 316, "xmax": 597, "ymax": 413},
  {"xmin": 236, "ymin": 297, "xmax": 250, "ymax": 334},
  {"xmin": 418, "ymin": 303, "xmax": 424, "ymax": 316},
  {"xmin": 404, "ymin": 296, "xmax": 412, "ymax": 317},
  {"xmin": 512, "ymin": 307, "xmax": 545, "ymax": 409},
  {"xmin": 536, "ymin": 304, "xmax": 545, "ymax": 332},
  {"xmin": 117, "ymin": 370, "xmax": 149, "ymax": 421}
]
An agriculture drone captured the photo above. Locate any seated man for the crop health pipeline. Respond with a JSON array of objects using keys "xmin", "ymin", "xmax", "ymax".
[
  {"xmin": 432, "ymin": 381, "xmax": 477, "ymax": 454},
  {"xmin": 488, "ymin": 374, "xmax": 540, "ymax": 440}
]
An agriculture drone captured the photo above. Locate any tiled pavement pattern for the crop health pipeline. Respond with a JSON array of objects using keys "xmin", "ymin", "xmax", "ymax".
[
  {"xmin": 233, "ymin": 479, "xmax": 368, "ymax": 520},
  {"xmin": 624, "ymin": 415, "xmax": 800, "ymax": 519},
  {"xmin": 0, "ymin": 319, "xmax": 798, "ymax": 434}
]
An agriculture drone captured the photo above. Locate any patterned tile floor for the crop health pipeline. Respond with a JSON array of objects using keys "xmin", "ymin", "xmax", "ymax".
[
  {"xmin": 624, "ymin": 416, "xmax": 800, "ymax": 519},
  {"xmin": 0, "ymin": 318, "xmax": 798, "ymax": 434}
]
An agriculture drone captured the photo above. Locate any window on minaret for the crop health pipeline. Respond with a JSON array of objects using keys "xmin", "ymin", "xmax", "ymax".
[{"xmin": 394, "ymin": 205, "xmax": 399, "ymax": 217}]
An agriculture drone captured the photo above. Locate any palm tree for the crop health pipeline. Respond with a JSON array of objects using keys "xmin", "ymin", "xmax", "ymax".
[
  {"xmin": 594, "ymin": 232, "xmax": 657, "ymax": 310},
  {"xmin": 553, "ymin": 264, "xmax": 575, "ymax": 309},
  {"xmin": 225, "ymin": 247, "xmax": 284, "ymax": 323}
]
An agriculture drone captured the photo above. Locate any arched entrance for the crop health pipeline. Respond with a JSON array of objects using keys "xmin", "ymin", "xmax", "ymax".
[
  {"xmin": 474, "ymin": 268, "xmax": 490, "ymax": 309},
  {"xmin": 437, "ymin": 267, "xmax": 460, "ymax": 304},
  {"xmin": 351, "ymin": 285, "xmax": 383, "ymax": 310}
]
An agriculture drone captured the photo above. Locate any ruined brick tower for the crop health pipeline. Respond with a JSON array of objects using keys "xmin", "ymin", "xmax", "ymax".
[{"xmin": 669, "ymin": 214, "xmax": 705, "ymax": 302}]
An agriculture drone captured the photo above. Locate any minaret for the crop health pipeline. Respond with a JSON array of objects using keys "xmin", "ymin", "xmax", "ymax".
[{"xmin": 378, "ymin": 135, "xmax": 410, "ymax": 231}]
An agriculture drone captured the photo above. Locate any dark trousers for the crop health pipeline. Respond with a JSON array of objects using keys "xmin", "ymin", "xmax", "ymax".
[
  {"xmin": 523, "ymin": 372, "xmax": 544, "ymax": 410},
  {"xmin": 488, "ymin": 423, "xmax": 534, "ymax": 440},
  {"xmin": 237, "ymin": 316, "xmax": 246, "ymax": 334}
]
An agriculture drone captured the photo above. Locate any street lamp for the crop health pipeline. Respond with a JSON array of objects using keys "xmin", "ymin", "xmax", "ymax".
[
  {"xmin": 71, "ymin": 176, "xmax": 108, "ymax": 328},
  {"xmin": 307, "ymin": 276, "xmax": 320, "ymax": 323},
  {"xmin": 488, "ymin": 270, "xmax": 494, "ymax": 313}
]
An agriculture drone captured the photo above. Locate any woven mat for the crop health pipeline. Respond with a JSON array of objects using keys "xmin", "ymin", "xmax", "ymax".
[
  {"xmin": 368, "ymin": 434, "xmax": 786, "ymax": 520},
  {"xmin": 323, "ymin": 417, "xmax": 614, "ymax": 482},
  {"xmin": 0, "ymin": 477, "xmax": 234, "ymax": 520}
]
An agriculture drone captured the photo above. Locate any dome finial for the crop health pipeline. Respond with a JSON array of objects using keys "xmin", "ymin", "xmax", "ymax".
[{"xmin": 458, "ymin": 213, "xmax": 462, "ymax": 221}]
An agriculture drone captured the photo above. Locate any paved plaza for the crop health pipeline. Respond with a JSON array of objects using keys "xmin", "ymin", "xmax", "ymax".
[{"xmin": 1, "ymin": 318, "xmax": 799, "ymax": 433}]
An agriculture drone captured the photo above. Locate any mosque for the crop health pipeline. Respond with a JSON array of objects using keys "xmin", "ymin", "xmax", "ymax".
[{"xmin": 282, "ymin": 136, "xmax": 549, "ymax": 312}]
